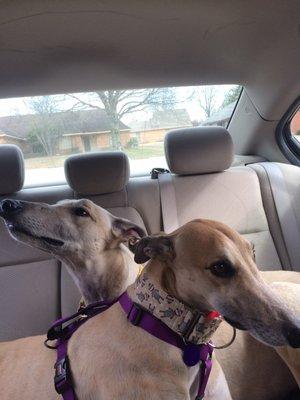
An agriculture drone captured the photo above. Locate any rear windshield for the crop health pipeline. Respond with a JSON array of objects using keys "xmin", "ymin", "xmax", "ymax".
[{"xmin": 0, "ymin": 85, "xmax": 241, "ymax": 187}]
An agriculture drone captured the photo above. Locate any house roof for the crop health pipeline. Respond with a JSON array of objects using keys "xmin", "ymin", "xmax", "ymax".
[
  {"xmin": 202, "ymin": 102, "xmax": 236, "ymax": 126},
  {"xmin": 130, "ymin": 109, "xmax": 192, "ymax": 132},
  {"xmin": 0, "ymin": 109, "xmax": 130, "ymax": 140}
]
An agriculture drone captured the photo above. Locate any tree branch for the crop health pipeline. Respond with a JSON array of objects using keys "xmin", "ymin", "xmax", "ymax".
[{"xmin": 68, "ymin": 94, "xmax": 103, "ymax": 110}]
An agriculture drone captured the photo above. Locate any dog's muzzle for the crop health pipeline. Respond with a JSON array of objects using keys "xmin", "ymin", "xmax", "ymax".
[{"xmin": 0, "ymin": 199, "xmax": 23, "ymax": 218}]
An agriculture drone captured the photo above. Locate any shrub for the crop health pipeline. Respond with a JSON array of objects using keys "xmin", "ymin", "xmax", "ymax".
[{"xmin": 126, "ymin": 137, "xmax": 139, "ymax": 149}]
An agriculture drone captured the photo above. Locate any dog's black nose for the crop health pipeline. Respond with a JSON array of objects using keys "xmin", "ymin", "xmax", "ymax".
[
  {"xmin": 0, "ymin": 199, "xmax": 23, "ymax": 217},
  {"xmin": 285, "ymin": 324, "xmax": 300, "ymax": 348}
]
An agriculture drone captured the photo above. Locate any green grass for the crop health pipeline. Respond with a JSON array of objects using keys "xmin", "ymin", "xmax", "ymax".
[
  {"xmin": 25, "ymin": 155, "xmax": 66, "ymax": 169},
  {"xmin": 24, "ymin": 143, "xmax": 165, "ymax": 169},
  {"xmin": 125, "ymin": 143, "xmax": 164, "ymax": 159}
]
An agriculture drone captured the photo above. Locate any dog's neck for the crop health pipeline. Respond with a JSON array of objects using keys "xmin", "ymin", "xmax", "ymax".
[
  {"xmin": 127, "ymin": 263, "xmax": 222, "ymax": 345},
  {"xmin": 63, "ymin": 243, "xmax": 140, "ymax": 304}
]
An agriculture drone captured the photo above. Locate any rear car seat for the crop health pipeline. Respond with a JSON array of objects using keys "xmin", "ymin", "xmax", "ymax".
[{"xmin": 159, "ymin": 127, "xmax": 287, "ymax": 271}]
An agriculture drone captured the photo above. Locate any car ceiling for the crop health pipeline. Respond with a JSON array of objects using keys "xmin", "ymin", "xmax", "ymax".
[{"xmin": 0, "ymin": 0, "xmax": 299, "ymax": 120}]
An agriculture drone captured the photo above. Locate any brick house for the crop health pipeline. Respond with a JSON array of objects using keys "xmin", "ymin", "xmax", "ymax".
[
  {"xmin": 130, "ymin": 109, "xmax": 192, "ymax": 144},
  {"xmin": 57, "ymin": 110, "xmax": 131, "ymax": 153},
  {"xmin": 0, "ymin": 109, "xmax": 131, "ymax": 156},
  {"xmin": 0, "ymin": 132, "xmax": 31, "ymax": 153},
  {"xmin": 0, "ymin": 115, "xmax": 35, "ymax": 155}
]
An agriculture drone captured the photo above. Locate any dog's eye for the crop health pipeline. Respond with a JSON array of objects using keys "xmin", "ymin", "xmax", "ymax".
[
  {"xmin": 74, "ymin": 208, "xmax": 90, "ymax": 217},
  {"xmin": 208, "ymin": 260, "xmax": 236, "ymax": 278}
]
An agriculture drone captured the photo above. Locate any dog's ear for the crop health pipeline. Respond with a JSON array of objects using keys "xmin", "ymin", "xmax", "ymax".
[
  {"xmin": 134, "ymin": 235, "xmax": 174, "ymax": 264},
  {"xmin": 112, "ymin": 218, "xmax": 146, "ymax": 244}
]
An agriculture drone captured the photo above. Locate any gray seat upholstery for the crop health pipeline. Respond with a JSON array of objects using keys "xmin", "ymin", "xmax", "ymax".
[
  {"xmin": 165, "ymin": 127, "xmax": 234, "ymax": 175},
  {"xmin": 162, "ymin": 127, "xmax": 286, "ymax": 270},
  {"xmin": 251, "ymin": 162, "xmax": 300, "ymax": 272},
  {"xmin": 64, "ymin": 151, "xmax": 148, "ymax": 230},
  {"xmin": 65, "ymin": 151, "xmax": 130, "ymax": 195},
  {"xmin": 0, "ymin": 144, "xmax": 24, "ymax": 195},
  {"xmin": 64, "ymin": 150, "xmax": 161, "ymax": 233}
]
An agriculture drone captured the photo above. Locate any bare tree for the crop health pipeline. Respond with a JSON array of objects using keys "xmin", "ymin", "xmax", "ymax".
[
  {"xmin": 26, "ymin": 96, "xmax": 63, "ymax": 156},
  {"xmin": 69, "ymin": 88, "xmax": 176, "ymax": 149},
  {"xmin": 198, "ymin": 86, "xmax": 218, "ymax": 119}
]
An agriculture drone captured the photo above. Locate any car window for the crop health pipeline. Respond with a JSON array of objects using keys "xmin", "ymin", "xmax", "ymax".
[
  {"xmin": 290, "ymin": 107, "xmax": 300, "ymax": 142},
  {"xmin": 277, "ymin": 100, "xmax": 300, "ymax": 165},
  {"xmin": 0, "ymin": 85, "xmax": 241, "ymax": 187}
]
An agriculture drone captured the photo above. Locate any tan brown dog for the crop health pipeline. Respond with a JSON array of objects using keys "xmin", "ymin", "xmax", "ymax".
[
  {"xmin": 269, "ymin": 281, "xmax": 300, "ymax": 388},
  {"xmin": 212, "ymin": 270, "xmax": 300, "ymax": 400},
  {"xmin": 0, "ymin": 219, "xmax": 299, "ymax": 399}
]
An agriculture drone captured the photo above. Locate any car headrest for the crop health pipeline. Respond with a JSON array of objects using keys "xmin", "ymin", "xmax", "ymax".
[
  {"xmin": 164, "ymin": 127, "xmax": 234, "ymax": 175},
  {"xmin": 0, "ymin": 145, "xmax": 25, "ymax": 195},
  {"xmin": 65, "ymin": 151, "xmax": 130, "ymax": 195}
]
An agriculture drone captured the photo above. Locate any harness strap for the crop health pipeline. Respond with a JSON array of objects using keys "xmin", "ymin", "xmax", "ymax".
[
  {"xmin": 55, "ymin": 340, "xmax": 75, "ymax": 400},
  {"xmin": 47, "ymin": 299, "xmax": 116, "ymax": 400},
  {"xmin": 196, "ymin": 351, "xmax": 213, "ymax": 400},
  {"xmin": 47, "ymin": 299, "xmax": 112, "ymax": 342},
  {"xmin": 119, "ymin": 292, "xmax": 213, "ymax": 400}
]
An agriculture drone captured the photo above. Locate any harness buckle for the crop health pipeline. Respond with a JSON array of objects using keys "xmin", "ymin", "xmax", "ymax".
[
  {"xmin": 127, "ymin": 302, "xmax": 144, "ymax": 326},
  {"xmin": 182, "ymin": 310, "xmax": 203, "ymax": 344},
  {"xmin": 47, "ymin": 324, "xmax": 63, "ymax": 341},
  {"xmin": 54, "ymin": 356, "xmax": 71, "ymax": 394}
]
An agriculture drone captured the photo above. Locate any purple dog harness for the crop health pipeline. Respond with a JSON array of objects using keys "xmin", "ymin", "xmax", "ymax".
[
  {"xmin": 45, "ymin": 299, "xmax": 117, "ymax": 399},
  {"xmin": 46, "ymin": 293, "xmax": 216, "ymax": 400}
]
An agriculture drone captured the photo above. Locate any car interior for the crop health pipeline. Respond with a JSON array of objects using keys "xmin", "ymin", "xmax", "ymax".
[{"xmin": 0, "ymin": 1, "xmax": 299, "ymax": 399}]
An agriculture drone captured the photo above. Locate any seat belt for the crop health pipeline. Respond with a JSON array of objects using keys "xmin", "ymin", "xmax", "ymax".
[
  {"xmin": 157, "ymin": 171, "xmax": 179, "ymax": 234},
  {"xmin": 261, "ymin": 163, "xmax": 300, "ymax": 270}
]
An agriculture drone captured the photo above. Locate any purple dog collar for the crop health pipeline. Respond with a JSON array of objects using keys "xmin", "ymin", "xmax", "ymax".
[
  {"xmin": 46, "ymin": 293, "xmax": 214, "ymax": 400},
  {"xmin": 118, "ymin": 292, "xmax": 213, "ymax": 400}
]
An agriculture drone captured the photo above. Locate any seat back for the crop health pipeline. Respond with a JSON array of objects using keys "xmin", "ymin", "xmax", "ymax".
[{"xmin": 162, "ymin": 127, "xmax": 283, "ymax": 270}]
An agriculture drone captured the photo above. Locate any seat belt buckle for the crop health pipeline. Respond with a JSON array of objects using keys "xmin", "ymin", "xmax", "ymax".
[{"xmin": 150, "ymin": 168, "xmax": 169, "ymax": 179}]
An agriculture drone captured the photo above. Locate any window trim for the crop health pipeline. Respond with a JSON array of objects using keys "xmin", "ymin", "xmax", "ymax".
[
  {"xmin": 276, "ymin": 96, "xmax": 300, "ymax": 166},
  {"xmin": 226, "ymin": 86, "xmax": 243, "ymax": 129}
]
